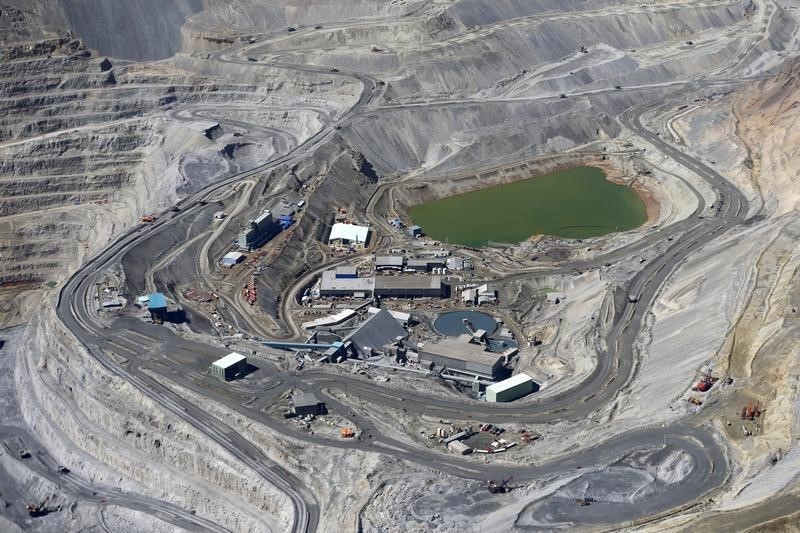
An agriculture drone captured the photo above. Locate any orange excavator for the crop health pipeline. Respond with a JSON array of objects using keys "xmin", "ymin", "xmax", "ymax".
[{"xmin": 692, "ymin": 370, "xmax": 719, "ymax": 392}]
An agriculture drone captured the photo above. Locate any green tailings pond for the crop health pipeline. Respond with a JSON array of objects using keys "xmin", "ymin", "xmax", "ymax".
[{"xmin": 409, "ymin": 166, "xmax": 648, "ymax": 247}]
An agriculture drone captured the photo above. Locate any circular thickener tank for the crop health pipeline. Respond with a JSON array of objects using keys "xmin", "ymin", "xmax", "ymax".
[{"xmin": 434, "ymin": 310, "xmax": 498, "ymax": 337}]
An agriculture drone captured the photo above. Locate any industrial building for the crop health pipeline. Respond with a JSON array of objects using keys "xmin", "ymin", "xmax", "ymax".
[
  {"xmin": 446, "ymin": 256, "xmax": 467, "ymax": 271},
  {"xmin": 447, "ymin": 440, "xmax": 473, "ymax": 455},
  {"xmin": 318, "ymin": 270, "xmax": 443, "ymax": 299},
  {"xmin": 147, "ymin": 292, "xmax": 168, "ymax": 321},
  {"xmin": 334, "ymin": 265, "xmax": 358, "ymax": 278},
  {"xmin": 209, "ymin": 352, "xmax": 247, "ymax": 381},
  {"xmin": 407, "ymin": 225, "xmax": 423, "ymax": 238},
  {"xmin": 293, "ymin": 392, "xmax": 325, "ymax": 416},
  {"xmin": 374, "ymin": 275, "xmax": 443, "ymax": 298},
  {"xmin": 302, "ymin": 309, "xmax": 356, "ymax": 330},
  {"xmin": 462, "ymin": 284, "xmax": 497, "ymax": 305},
  {"xmin": 238, "ymin": 210, "xmax": 281, "ymax": 251},
  {"xmin": 418, "ymin": 334, "xmax": 504, "ymax": 378},
  {"xmin": 405, "ymin": 258, "xmax": 445, "ymax": 273},
  {"xmin": 485, "ymin": 373, "xmax": 536, "ymax": 402},
  {"xmin": 319, "ymin": 269, "xmax": 375, "ymax": 298},
  {"xmin": 222, "ymin": 251, "xmax": 245, "ymax": 267},
  {"xmin": 375, "ymin": 255, "xmax": 404, "ymax": 271},
  {"xmin": 328, "ymin": 223, "xmax": 370, "ymax": 248},
  {"xmin": 342, "ymin": 308, "xmax": 407, "ymax": 357}
]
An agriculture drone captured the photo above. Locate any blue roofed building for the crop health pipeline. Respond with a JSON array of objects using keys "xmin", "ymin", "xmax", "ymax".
[{"xmin": 148, "ymin": 292, "xmax": 168, "ymax": 320}]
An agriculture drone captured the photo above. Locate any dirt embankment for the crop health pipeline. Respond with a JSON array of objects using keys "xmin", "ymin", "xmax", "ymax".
[
  {"xmin": 598, "ymin": 160, "xmax": 660, "ymax": 225},
  {"xmin": 733, "ymin": 57, "xmax": 800, "ymax": 216}
]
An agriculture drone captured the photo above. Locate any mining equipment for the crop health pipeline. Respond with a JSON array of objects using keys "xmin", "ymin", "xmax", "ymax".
[
  {"xmin": 140, "ymin": 215, "xmax": 157, "ymax": 223},
  {"xmin": 741, "ymin": 402, "xmax": 762, "ymax": 420},
  {"xmin": 243, "ymin": 275, "xmax": 257, "ymax": 305},
  {"xmin": 340, "ymin": 427, "xmax": 355, "ymax": 438},
  {"xmin": 16, "ymin": 436, "xmax": 30, "ymax": 458},
  {"xmin": 692, "ymin": 370, "xmax": 719, "ymax": 392},
  {"xmin": 575, "ymin": 497, "xmax": 595, "ymax": 506},
  {"xmin": 487, "ymin": 477, "xmax": 513, "ymax": 494},
  {"xmin": 687, "ymin": 396, "xmax": 703, "ymax": 406},
  {"xmin": 26, "ymin": 497, "xmax": 54, "ymax": 517}
]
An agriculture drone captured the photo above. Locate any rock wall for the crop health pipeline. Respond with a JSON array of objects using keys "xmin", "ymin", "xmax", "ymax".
[
  {"xmin": 16, "ymin": 306, "xmax": 291, "ymax": 532},
  {"xmin": 57, "ymin": 0, "xmax": 203, "ymax": 61}
]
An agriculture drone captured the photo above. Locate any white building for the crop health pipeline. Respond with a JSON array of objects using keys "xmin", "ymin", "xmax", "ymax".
[
  {"xmin": 210, "ymin": 352, "xmax": 247, "ymax": 381},
  {"xmin": 222, "ymin": 251, "xmax": 246, "ymax": 267},
  {"xmin": 486, "ymin": 373, "xmax": 536, "ymax": 402},
  {"xmin": 329, "ymin": 223, "xmax": 370, "ymax": 248},
  {"xmin": 447, "ymin": 257, "xmax": 465, "ymax": 271},
  {"xmin": 461, "ymin": 283, "xmax": 497, "ymax": 305}
]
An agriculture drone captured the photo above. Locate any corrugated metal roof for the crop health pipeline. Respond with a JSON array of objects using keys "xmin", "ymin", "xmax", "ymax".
[
  {"xmin": 320, "ymin": 270, "xmax": 374, "ymax": 292},
  {"xmin": 294, "ymin": 392, "xmax": 320, "ymax": 408},
  {"xmin": 329, "ymin": 223, "xmax": 369, "ymax": 244},
  {"xmin": 223, "ymin": 251, "xmax": 245, "ymax": 261},
  {"xmin": 147, "ymin": 292, "xmax": 167, "ymax": 309},
  {"xmin": 212, "ymin": 352, "xmax": 246, "ymax": 369},
  {"xmin": 375, "ymin": 276, "xmax": 442, "ymax": 290},
  {"xmin": 486, "ymin": 373, "xmax": 533, "ymax": 393},
  {"xmin": 335, "ymin": 266, "xmax": 358, "ymax": 276},
  {"xmin": 375, "ymin": 255, "xmax": 404, "ymax": 267},
  {"xmin": 419, "ymin": 335, "xmax": 502, "ymax": 365},
  {"xmin": 344, "ymin": 309, "xmax": 406, "ymax": 354},
  {"xmin": 254, "ymin": 210, "xmax": 273, "ymax": 226}
]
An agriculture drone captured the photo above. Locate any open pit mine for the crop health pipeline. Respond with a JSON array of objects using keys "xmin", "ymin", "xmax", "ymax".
[{"xmin": 4, "ymin": 0, "xmax": 800, "ymax": 531}]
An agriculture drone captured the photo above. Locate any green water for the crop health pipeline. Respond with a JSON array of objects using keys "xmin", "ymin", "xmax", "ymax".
[{"xmin": 409, "ymin": 166, "xmax": 647, "ymax": 247}]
